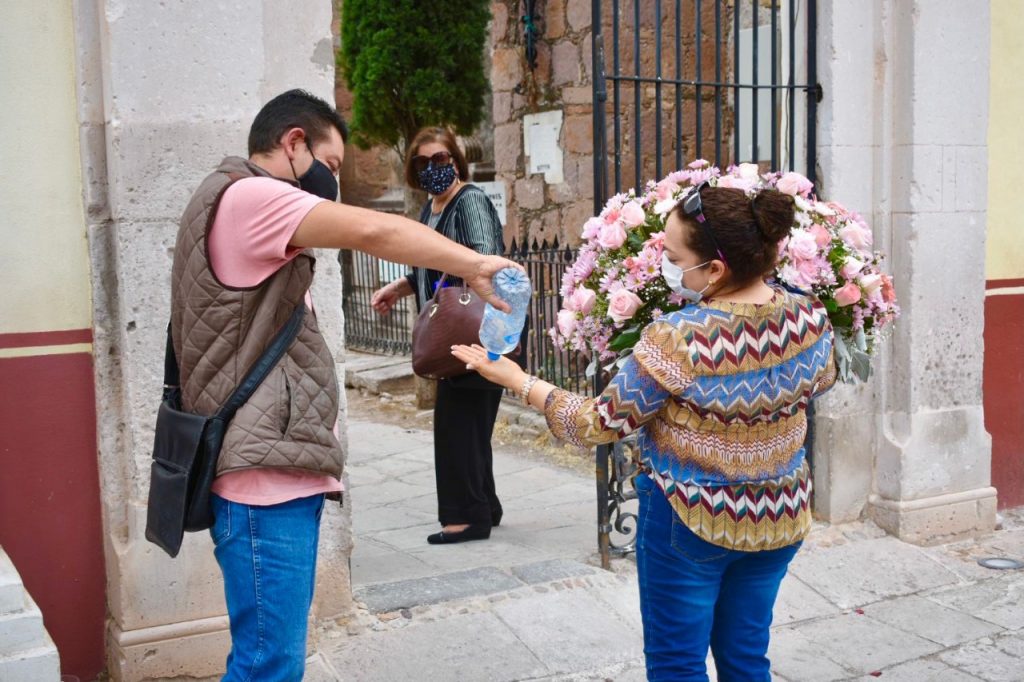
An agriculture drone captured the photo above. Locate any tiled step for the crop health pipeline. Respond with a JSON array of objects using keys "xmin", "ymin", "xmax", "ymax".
[
  {"xmin": 0, "ymin": 601, "xmax": 47, "ymax": 655},
  {"xmin": 0, "ymin": 632, "xmax": 60, "ymax": 682},
  {"xmin": 0, "ymin": 550, "xmax": 25, "ymax": 615},
  {"xmin": 0, "ymin": 547, "xmax": 60, "ymax": 680}
]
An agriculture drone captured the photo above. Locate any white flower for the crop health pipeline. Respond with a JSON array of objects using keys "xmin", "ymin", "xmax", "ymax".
[{"xmin": 654, "ymin": 197, "xmax": 678, "ymax": 216}]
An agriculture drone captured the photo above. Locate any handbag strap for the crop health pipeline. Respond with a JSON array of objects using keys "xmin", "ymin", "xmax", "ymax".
[
  {"xmin": 162, "ymin": 301, "xmax": 306, "ymax": 421},
  {"xmin": 429, "ymin": 189, "xmax": 472, "ymax": 303}
]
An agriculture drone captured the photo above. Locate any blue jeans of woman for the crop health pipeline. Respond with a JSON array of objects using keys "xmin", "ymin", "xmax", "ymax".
[
  {"xmin": 210, "ymin": 493, "xmax": 325, "ymax": 682},
  {"xmin": 634, "ymin": 474, "xmax": 800, "ymax": 682}
]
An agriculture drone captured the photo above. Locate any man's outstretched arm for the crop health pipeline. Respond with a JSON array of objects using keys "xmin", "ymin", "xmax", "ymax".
[{"xmin": 291, "ymin": 202, "xmax": 520, "ymax": 312}]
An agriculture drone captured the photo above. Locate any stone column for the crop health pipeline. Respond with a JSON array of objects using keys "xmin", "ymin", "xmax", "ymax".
[
  {"xmin": 809, "ymin": 0, "xmax": 881, "ymax": 524},
  {"xmin": 74, "ymin": 2, "xmax": 352, "ymax": 679},
  {"xmin": 816, "ymin": 0, "xmax": 996, "ymax": 542}
]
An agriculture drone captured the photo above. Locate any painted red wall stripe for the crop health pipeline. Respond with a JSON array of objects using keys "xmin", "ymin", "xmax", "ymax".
[
  {"xmin": 984, "ymin": 291, "xmax": 1024, "ymax": 509},
  {"xmin": 0, "ymin": 328, "xmax": 93, "ymax": 350},
  {"xmin": 0, "ymin": 352, "xmax": 105, "ymax": 680},
  {"xmin": 986, "ymin": 277, "xmax": 1024, "ymax": 290}
]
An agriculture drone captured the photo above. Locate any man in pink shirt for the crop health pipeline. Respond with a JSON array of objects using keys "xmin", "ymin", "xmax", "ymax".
[{"xmin": 170, "ymin": 90, "xmax": 518, "ymax": 681}]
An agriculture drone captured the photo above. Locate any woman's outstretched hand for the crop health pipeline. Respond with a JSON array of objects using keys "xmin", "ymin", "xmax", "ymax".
[
  {"xmin": 370, "ymin": 284, "xmax": 399, "ymax": 315},
  {"xmin": 451, "ymin": 344, "xmax": 526, "ymax": 390}
]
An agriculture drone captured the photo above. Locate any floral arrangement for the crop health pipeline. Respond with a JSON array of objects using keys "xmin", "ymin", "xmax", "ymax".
[{"xmin": 550, "ymin": 160, "xmax": 900, "ymax": 383}]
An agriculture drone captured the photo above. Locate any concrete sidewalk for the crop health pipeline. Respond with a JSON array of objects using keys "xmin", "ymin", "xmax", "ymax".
[{"xmin": 312, "ymin": 418, "xmax": 1024, "ymax": 681}]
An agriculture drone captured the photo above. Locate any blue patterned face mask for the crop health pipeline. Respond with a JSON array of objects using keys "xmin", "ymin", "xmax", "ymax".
[{"xmin": 418, "ymin": 163, "xmax": 457, "ymax": 195}]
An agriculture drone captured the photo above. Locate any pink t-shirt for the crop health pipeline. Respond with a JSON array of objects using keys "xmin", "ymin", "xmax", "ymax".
[{"xmin": 207, "ymin": 176, "xmax": 344, "ymax": 505}]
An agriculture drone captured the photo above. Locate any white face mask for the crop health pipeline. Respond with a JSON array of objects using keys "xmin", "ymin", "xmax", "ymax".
[{"xmin": 662, "ymin": 253, "xmax": 710, "ymax": 302}]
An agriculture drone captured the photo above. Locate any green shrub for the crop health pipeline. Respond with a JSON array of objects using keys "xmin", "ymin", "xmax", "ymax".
[{"xmin": 339, "ymin": 0, "xmax": 492, "ymax": 154}]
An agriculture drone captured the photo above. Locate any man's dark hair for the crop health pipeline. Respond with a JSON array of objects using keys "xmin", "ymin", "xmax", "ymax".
[{"xmin": 248, "ymin": 89, "xmax": 349, "ymax": 156}]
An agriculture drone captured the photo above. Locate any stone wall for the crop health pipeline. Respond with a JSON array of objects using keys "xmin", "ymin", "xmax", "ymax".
[
  {"xmin": 76, "ymin": 1, "xmax": 354, "ymax": 678},
  {"xmin": 490, "ymin": 0, "xmax": 735, "ymax": 249}
]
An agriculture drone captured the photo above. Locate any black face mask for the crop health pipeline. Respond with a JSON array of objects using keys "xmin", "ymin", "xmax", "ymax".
[{"xmin": 293, "ymin": 144, "xmax": 339, "ymax": 201}]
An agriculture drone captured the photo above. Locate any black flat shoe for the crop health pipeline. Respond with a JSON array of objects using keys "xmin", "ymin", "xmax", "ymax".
[
  {"xmin": 427, "ymin": 523, "xmax": 492, "ymax": 545},
  {"xmin": 491, "ymin": 509, "xmax": 503, "ymax": 527}
]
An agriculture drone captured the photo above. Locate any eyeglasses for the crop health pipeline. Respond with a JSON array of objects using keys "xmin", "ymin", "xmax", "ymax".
[
  {"xmin": 411, "ymin": 150, "xmax": 453, "ymax": 173},
  {"xmin": 681, "ymin": 181, "xmax": 729, "ymax": 265}
]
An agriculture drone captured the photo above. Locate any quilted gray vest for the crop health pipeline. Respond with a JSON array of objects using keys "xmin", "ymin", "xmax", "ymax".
[{"xmin": 170, "ymin": 156, "xmax": 342, "ymax": 478}]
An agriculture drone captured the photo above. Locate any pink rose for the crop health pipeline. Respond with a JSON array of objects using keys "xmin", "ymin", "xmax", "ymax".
[
  {"xmin": 796, "ymin": 258, "xmax": 820, "ymax": 283},
  {"xmin": 736, "ymin": 163, "xmax": 761, "ymax": 180},
  {"xmin": 839, "ymin": 222, "xmax": 873, "ymax": 251},
  {"xmin": 834, "ymin": 282, "xmax": 862, "ymax": 307},
  {"xmin": 581, "ymin": 217, "xmax": 603, "ymax": 241},
  {"xmin": 717, "ymin": 172, "xmax": 756, "ymax": 192},
  {"xmin": 776, "ymin": 172, "xmax": 814, "ymax": 197},
  {"xmin": 655, "ymin": 180, "xmax": 679, "ymax": 200},
  {"xmin": 620, "ymin": 200, "xmax": 646, "ymax": 227},
  {"xmin": 881, "ymin": 274, "xmax": 897, "ymax": 303},
  {"xmin": 607, "ymin": 288, "xmax": 643, "ymax": 323},
  {"xmin": 597, "ymin": 221, "xmax": 628, "ymax": 249},
  {"xmin": 566, "ymin": 286, "xmax": 597, "ymax": 314},
  {"xmin": 602, "ymin": 207, "xmax": 621, "ymax": 224},
  {"xmin": 556, "ymin": 310, "xmax": 578, "ymax": 338},
  {"xmin": 859, "ymin": 273, "xmax": 882, "ymax": 295},
  {"xmin": 809, "ymin": 224, "xmax": 832, "ymax": 248},
  {"xmin": 840, "ymin": 256, "xmax": 865, "ymax": 281},
  {"xmin": 786, "ymin": 229, "xmax": 819, "ymax": 261}
]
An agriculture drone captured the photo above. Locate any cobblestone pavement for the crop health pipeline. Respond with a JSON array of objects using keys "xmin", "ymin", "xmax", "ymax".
[{"xmin": 309, "ymin": 416, "xmax": 1024, "ymax": 682}]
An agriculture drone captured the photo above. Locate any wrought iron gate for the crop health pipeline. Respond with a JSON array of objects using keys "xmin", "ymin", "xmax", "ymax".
[{"xmin": 590, "ymin": 0, "xmax": 821, "ymax": 567}]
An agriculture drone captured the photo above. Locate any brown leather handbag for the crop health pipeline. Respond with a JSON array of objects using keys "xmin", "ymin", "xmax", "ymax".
[{"xmin": 411, "ymin": 274, "xmax": 486, "ymax": 379}]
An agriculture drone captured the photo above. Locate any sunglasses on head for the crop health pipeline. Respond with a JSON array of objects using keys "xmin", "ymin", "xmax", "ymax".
[
  {"xmin": 411, "ymin": 150, "xmax": 453, "ymax": 173},
  {"xmin": 681, "ymin": 181, "xmax": 729, "ymax": 265}
]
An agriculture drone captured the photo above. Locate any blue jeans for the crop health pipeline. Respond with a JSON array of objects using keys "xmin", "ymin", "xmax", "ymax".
[
  {"xmin": 634, "ymin": 474, "xmax": 800, "ymax": 682},
  {"xmin": 210, "ymin": 493, "xmax": 325, "ymax": 682}
]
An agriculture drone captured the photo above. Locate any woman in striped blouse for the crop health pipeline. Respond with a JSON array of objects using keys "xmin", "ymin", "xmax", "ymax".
[
  {"xmin": 453, "ymin": 185, "xmax": 837, "ymax": 681},
  {"xmin": 372, "ymin": 127, "xmax": 507, "ymax": 545}
]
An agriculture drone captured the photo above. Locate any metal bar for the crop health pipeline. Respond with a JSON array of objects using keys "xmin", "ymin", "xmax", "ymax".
[
  {"xmin": 695, "ymin": 0, "xmax": 703, "ymax": 160},
  {"xmin": 675, "ymin": 0, "xmax": 682, "ymax": 170},
  {"xmin": 788, "ymin": 0, "xmax": 796, "ymax": 172},
  {"xmin": 715, "ymin": 0, "xmax": 722, "ymax": 166},
  {"xmin": 597, "ymin": 440, "xmax": 612, "ymax": 570},
  {"xmin": 594, "ymin": 0, "xmax": 608, "ymax": 213},
  {"xmin": 733, "ymin": 0, "xmax": 741, "ymax": 164},
  {"xmin": 613, "ymin": 0, "xmax": 622, "ymax": 194},
  {"xmin": 634, "ymin": 0, "xmax": 642, "ymax": 189},
  {"xmin": 807, "ymin": 0, "xmax": 818, "ymax": 185},
  {"xmin": 786, "ymin": 0, "xmax": 794, "ymax": 171},
  {"xmin": 655, "ymin": 0, "xmax": 663, "ymax": 179},
  {"xmin": 771, "ymin": 0, "xmax": 779, "ymax": 169},
  {"xmin": 752, "ymin": 0, "xmax": 759, "ymax": 163}
]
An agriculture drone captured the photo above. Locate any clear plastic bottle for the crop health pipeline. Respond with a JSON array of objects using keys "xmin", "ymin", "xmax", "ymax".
[{"xmin": 478, "ymin": 268, "xmax": 531, "ymax": 360}]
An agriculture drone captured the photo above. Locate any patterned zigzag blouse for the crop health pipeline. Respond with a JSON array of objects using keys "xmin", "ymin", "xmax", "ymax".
[{"xmin": 544, "ymin": 287, "xmax": 837, "ymax": 551}]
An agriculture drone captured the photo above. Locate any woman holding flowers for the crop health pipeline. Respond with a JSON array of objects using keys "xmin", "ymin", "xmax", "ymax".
[{"xmin": 453, "ymin": 183, "xmax": 837, "ymax": 681}]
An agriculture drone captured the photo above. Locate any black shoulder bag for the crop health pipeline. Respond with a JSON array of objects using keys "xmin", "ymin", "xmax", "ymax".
[{"xmin": 145, "ymin": 302, "xmax": 306, "ymax": 557}]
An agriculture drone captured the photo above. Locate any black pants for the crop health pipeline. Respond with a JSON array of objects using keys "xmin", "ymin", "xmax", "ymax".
[{"xmin": 433, "ymin": 378, "xmax": 503, "ymax": 526}]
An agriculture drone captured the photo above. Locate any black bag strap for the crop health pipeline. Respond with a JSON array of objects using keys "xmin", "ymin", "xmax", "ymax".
[{"xmin": 162, "ymin": 301, "xmax": 306, "ymax": 421}]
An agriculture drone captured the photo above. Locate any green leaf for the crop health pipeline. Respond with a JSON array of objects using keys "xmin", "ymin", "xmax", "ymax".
[
  {"xmin": 609, "ymin": 327, "xmax": 641, "ymax": 352},
  {"xmin": 851, "ymin": 348, "xmax": 872, "ymax": 382}
]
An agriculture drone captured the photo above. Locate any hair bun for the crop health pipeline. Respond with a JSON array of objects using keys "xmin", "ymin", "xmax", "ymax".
[{"xmin": 750, "ymin": 190, "xmax": 796, "ymax": 243}]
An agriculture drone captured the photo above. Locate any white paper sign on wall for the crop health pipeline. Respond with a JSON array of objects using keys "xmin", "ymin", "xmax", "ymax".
[
  {"xmin": 474, "ymin": 181, "xmax": 508, "ymax": 226},
  {"xmin": 523, "ymin": 110, "xmax": 564, "ymax": 184}
]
